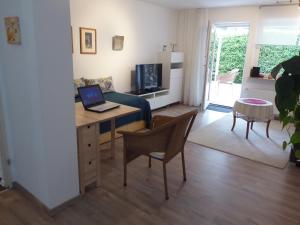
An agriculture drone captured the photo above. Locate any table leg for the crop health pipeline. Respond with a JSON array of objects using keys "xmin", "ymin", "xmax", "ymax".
[
  {"xmin": 111, "ymin": 119, "xmax": 116, "ymax": 159},
  {"xmin": 266, "ymin": 120, "xmax": 271, "ymax": 138},
  {"xmin": 251, "ymin": 122, "xmax": 254, "ymax": 130},
  {"xmin": 246, "ymin": 121, "xmax": 250, "ymax": 139},
  {"xmin": 231, "ymin": 114, "xmax": 236, "ymax": 131}
]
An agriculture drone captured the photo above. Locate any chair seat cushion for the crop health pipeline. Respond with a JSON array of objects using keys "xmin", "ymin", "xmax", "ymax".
[{"xmin": 150, "ymin": 152, "xmax": 165, "ymax": 160}]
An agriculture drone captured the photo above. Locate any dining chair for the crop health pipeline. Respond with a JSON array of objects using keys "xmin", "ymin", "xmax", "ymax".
[{"xmin": 118, "ymin": 109, "xmax": 197, "ymax": 200}]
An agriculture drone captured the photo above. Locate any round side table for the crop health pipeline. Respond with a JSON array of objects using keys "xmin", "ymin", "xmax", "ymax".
[{"xmin": 232, "ymin": 98, "xmax": 274, "ymax": 139}]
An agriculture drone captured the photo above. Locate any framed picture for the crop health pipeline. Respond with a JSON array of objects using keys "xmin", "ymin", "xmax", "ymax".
[
  {"xmin": 4, "ymin": 17, "xmax": 21, "ymax": 45},
  {"xmin": 80, "ymin": 27, "xmax": 97, "ymax": 54},
  {"xmin": 112, "ymin": 36, "xmax": 124, "ymax": 51}
]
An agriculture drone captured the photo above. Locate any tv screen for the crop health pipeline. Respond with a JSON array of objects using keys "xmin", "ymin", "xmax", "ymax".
[{"xmin": 135, "ymin": 64, "xmax": 162, "ymax": 91}]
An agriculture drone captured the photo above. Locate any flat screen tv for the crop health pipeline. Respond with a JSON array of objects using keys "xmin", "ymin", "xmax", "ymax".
[{"xmin": 135, "ymin": 64, "xmax": 162, "ymax": 92}]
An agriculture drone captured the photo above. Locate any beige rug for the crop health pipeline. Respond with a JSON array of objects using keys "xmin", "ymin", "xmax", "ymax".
[{"xmin": 188, "ymin": 115, "xmax": 290, "ymax": 169}]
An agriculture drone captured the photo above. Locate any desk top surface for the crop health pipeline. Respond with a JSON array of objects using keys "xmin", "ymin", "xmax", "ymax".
[{"xmin": 75, "ymin": 102, "xmax": 140, "ymax": 128}]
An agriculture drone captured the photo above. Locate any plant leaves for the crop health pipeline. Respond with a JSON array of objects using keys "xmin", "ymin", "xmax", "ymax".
[
  {"xmin": 295, "ymin": 150, "xmax": 300, "ymax": 159},
  {"xmin": 282, "ymin": 141, "xmax": 288, "ymax": 150},
  {"xmin": 290, "ymin": 131, "xmax": 300, "ymax": 145},
  {"xmin": 282, "ymin": 116, "xmax": 292, "ymax": 130}
]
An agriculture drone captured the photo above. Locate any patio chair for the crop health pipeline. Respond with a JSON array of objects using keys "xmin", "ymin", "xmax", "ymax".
[
  {"xmin": 217, "ymin": 68, "xmax": 239, "ymax": 94},
  {"xmin": 118, "ymin": 110, "xmax": 197, "ymax": 200}
]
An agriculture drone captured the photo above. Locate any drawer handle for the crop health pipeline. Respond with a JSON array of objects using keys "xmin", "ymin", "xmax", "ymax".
[
  {"xmin": 88, "ymin": 144, "xmax": 91, "ymax": 147},
  {"xmin": 87, "ymin": 125, "xmax": 90, "ymax": 129},
  {"xmin": 89, "ymin": 161, "xmax": 92, "ymax": 165}
]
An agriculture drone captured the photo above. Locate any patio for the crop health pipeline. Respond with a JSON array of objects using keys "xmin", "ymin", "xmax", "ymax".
[{"xmin": 209, "ymin": 81, "xmax": 242, "ymax": 107}]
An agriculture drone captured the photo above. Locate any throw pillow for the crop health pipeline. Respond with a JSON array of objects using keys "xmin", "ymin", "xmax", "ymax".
[
  {"xmin": 85, "ymin": 76, "xmax": 115, "ymax": 93},
  {"xmin": 74, "ymin": 77, "xmax": 86, "ymax": 96}
]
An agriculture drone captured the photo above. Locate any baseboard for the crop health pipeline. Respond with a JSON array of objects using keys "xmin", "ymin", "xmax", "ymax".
[
  {"xmin": 49, "ymin": 194, "xmax": 82, "ymax": 216},
  {"xmin": 13, "ymin": 182, "xmax": 81, "ymax": 216}
]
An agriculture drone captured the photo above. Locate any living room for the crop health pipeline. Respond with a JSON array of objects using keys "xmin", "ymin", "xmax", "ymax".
[{"xmin": 0, "ymin": 0, "xmax": 300, "ymax": 224}]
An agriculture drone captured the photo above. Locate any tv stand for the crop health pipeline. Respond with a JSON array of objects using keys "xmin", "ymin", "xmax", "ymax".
[
  {"xmin": 125, "ymin": 89, "xmax": 171, "ymax": 110},
  {"xmin": 128, "ymin": 88, "xmax": 166, "ymax": 95}
]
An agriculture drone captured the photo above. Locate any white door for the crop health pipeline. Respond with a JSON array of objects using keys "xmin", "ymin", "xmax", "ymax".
[{"xmin": 202, "ymin": 22, "xmax": 216, "ymax": 110}]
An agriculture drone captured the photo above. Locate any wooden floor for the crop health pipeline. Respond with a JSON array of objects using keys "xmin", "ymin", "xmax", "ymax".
[{"xmin": 1, "ymin": 105, "xmax": 300, "ymax": 225}]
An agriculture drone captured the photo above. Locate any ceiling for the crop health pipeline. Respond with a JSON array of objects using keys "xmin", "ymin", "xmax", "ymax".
[{"xmin": 140, "ymin": 0, "xmax": 295, "ymax": 9}]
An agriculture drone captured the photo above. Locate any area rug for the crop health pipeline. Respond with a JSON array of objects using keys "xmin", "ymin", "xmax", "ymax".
[{"xmin": 188, "ymin": 115, "xmax": 290, "ymax": 169}]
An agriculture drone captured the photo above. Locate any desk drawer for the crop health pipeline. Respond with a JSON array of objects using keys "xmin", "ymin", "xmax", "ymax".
[
  {"xmin": 81, "ymin": 124, "xmax": 96, "ymax": 137},
  {"xmin": 84, "ymin": 158, "xmax": 97, "ymax": 174},
  {"xmin": 85, "ymin": 172, "xmax": 97, "ymax": 185},
  {"xmin": 81, "ymin": 137, "xmax": 97, "ymax": 160}
]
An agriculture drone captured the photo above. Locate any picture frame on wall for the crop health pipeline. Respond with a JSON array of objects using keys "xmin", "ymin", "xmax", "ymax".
[
  {"xmin": 80, "ymin": 27, "xmax": 97, "ymax": 54},
  {"xmin": 112, "ymin": 36, "xmax": 124, "ymax": 51},
  {"xmin": 4, "ymin": 16, "xmax": 21, "ymax": 45}
]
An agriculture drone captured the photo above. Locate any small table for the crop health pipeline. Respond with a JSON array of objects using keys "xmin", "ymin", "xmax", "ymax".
[
  {"xmin": 75, "ymin": 102, "xmax": 140, "ymax": 193},
  {"xmin": 231, "ymin": 98, "xmax": 273, "ymax": 139}
]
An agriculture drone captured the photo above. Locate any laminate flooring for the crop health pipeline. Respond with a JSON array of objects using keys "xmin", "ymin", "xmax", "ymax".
[{"xmin": 1, "ymin": 105, "xmax": 300, "ymax": 225}]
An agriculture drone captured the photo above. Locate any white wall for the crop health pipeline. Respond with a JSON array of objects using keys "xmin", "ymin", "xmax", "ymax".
[
  {"xmin": 0, "ymin": 0, "xmax": 79, "ymax": 209},
  {"xmin": 70, "ymin": 0, "xmax": 178, "ymax": 92}
]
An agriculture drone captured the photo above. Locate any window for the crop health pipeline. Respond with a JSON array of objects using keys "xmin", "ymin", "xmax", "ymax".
[
  {"xmin": 255, "ymin": 6, "xmax": 300, "ymax": 74},
  {"xmin": 258, "ymin": 45, "xmax": 300, "ymax": 74}
]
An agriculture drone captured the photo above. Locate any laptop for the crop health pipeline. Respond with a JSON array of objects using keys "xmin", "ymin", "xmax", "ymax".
[{"xmin": 78, "ymin": 85, "xmax": 120, "ymax": 113}]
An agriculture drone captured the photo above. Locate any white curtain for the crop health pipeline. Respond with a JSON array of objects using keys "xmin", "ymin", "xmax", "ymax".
[
  {"xmin": 257, "ymin": 5, "xmax": 300, "ymax": 46},
  {"xmin": 177, "ymin": 9, "xmax": 208, "ymax": 107}
]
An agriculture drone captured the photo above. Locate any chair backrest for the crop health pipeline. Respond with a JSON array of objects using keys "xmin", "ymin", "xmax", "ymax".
[
  {"xmin": 163, "ymin": 110, "xmax": 197, "ymax": 162},
  {"xmin": 217, "ymin": 68, "xmax": 239, "ymax": 83}
]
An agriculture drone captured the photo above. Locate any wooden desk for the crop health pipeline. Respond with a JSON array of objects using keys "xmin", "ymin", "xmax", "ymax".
[{"xmin": 75, "ymin": 102, "xmax": 140, "ymax": 193}]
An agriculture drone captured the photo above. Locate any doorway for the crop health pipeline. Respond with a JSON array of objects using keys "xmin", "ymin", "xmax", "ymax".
[{"xmin": 205, "ymin": 23, "xmax": 250, "ymax": 108}]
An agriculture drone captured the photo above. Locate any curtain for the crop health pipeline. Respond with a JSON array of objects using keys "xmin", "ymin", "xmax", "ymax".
[
  {"xmin": 177, "ymin": 9, "xmax": 208, "ymax": 107},
  {"xmin": 256, "ymin": 5, "xmax": 300, "ymax": 46}
]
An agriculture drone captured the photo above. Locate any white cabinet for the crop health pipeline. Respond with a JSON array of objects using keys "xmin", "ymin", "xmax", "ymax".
[{"xmin": 169, "ymin": 70, "xmax": 183, "ymax": 104}]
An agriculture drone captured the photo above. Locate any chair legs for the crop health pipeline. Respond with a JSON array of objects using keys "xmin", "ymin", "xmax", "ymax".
[
  {"xmin": 266, "ymin": 120, "xmax": 271, "ymax": 138},
  {"xmin": 181, "ymin": 151, "xmax": 187, "ymax": 182},
  {"xmin": 148, "ymin": 156, "xmax": 152, "ymax": 168},
  {"xmin": 231, "ymin": 114, "xmax": 236, "ymax": 131},
  {"xmin": 163, "ymin": 163, "xmax": 169, "ymax": 200},
  {"xmin": 246, "ymin": 121, "xmax": 250, "ymax": 139}
]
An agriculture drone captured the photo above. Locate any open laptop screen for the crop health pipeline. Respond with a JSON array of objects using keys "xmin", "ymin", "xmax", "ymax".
[{"xmin": 78, "ymin": 85, "xmax": 105, "ymax": 108}]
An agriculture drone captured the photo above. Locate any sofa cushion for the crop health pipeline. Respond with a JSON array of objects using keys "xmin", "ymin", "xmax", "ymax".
[
  {"xmin": 85, "ymin": 76, "xmax": 115, "ymax": 93},
  {"xmin": 74, "ymin": 77, "xmax": 86, "ymax": 96}
]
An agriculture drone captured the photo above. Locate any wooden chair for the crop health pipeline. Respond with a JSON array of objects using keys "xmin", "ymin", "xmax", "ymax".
[{"xmin": 118, "ymin": 110, "xmax": 197, "ymax": 200}]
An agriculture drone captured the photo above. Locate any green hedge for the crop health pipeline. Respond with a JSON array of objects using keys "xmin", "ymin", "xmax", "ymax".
[
  {"xmin": 211, "ymin": 35, "xmax": 300, "ymax": 84},
  {"xmin": 258, "ymin": 45, "xmax": 300, "ymax": 73},
  {"xmin": 219, "ymin": 35, "xmax": 248, "ymax": 84}
]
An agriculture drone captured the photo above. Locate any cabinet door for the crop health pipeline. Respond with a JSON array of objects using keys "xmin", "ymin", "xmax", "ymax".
[{"xmin": 169, "ymin": 70, "xmax": 183, "ymax": 103}]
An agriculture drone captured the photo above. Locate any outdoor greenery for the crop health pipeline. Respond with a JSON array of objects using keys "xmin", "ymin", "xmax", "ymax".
[
  {"xmin": 259, "ymin": 45, "xmax": 300, "ymax": 73},
  {"xmin": 210, "ymin": 34, "xmax": 300, "ymax": 84},
  {"xmin": 219, "ymin": 35, "xmax": 248, "ymax": 84}
]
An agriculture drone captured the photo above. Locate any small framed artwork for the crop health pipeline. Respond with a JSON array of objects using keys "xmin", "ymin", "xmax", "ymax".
[
  {"xmin": 4, "ymin": 16, "xmax": 21, "ymax": 45},
  {"xmin": 112, "ymin": 36, "xmax": 124, "ymax": 51},
  {"xmin": 80, "ymin": 27, "xmax": 97, "ymax": 54}
]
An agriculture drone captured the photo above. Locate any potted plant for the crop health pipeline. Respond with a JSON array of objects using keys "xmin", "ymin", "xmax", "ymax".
[{"xmin": 272, "ymin": 54, "xmax": 300, "ymax": 165}]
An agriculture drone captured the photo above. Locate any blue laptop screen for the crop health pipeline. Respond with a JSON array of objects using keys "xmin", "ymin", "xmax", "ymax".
[{"xmin": 79, "ymin": 86, "xmax": 104, "ymax": 107}]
